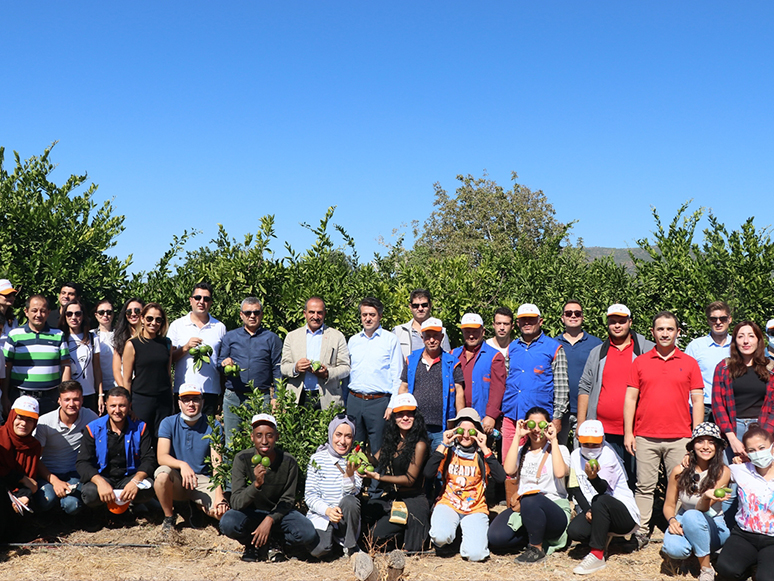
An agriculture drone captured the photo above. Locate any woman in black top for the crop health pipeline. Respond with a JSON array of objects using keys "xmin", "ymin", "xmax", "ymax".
[
  {"xmin": 122, "ymin": 303, "xmax": 172, "ymax": 437},
  {"xmin": 362, "ymin": 393, "xmax": 430, "ymax": 552},
  {"xmin": 112, "ymin": 297, "xmax": 145, "ymax": 387}
]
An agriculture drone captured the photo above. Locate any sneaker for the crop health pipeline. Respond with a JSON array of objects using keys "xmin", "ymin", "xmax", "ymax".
[
  {"xmin": 573, "ymin": 553, "xmax": 606, "ymax": 575},
  {"xmin": 266, "ymin": 544, "xmax": 286, "ymax": 563},
  {"xmin": 161, "ymin": 516, "xmax": 175, "ymax": 536},
  {"xmin": 241, "ymin": 544, "xmax": 265, "ymax": 563},
  {"xmin": 515, "ymin": 545, "xmax": 547, "ymax": 564},
  {"xmin": 699, "ymin": 566, "xmax": 715, "ymax": 581},
  {"xmin": 634, "ymin": 533, "xmax": 650, "ymax": 550}
]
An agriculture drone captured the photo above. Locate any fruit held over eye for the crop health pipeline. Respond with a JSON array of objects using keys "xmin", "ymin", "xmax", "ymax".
[
  {"xmin": 526, "ymin": 420, "xmax": 536, "ymax": 429},
  {"xmin": 468, "ymin": 429, "xmax": 477, "ymax": 436},
  {"xmin": 456, "ymin": 427, "xmax": 465, "ymax": 435},
  {"xmin": 538, "ymin": 421, "xmax": 548, "ymax": 430}
]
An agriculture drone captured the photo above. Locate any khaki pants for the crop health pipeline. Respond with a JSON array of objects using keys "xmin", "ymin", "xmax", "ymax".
[
  {"xmin": 154, "ymin": 466, "xmax": 217, "ymax": 510},
  {"xmin": 634, "ymin": 436, "xmax": 690, "ymax": 535}
]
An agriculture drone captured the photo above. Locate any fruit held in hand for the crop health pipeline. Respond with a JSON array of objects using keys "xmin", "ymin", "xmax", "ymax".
[
  {"xmin": 251, "ymin": 454, "xmax": 261, "ymax": 465},
  {"xmin": 189, "ymin": 346, "xmax": 200, "ymax": 357},
  {"xmin": 366, "ymin": 465, "xmax": 374, "ymax": 472},
  {"xmin": 357, "ymin": 465, "xmax": 366, "ymax": 475},
  {"xmin": 468, "ymin": 429, "xmax": 477, "ymax": 436},
  {"xmin": 261, "ymin": 456, "xmax": 271, "ymax": 468},
  {"xmin": 456, "ymin": 427, "xmax": 465, "ymax": 435},
  {"xmin": 538, "ymin": 420, "xmax": 548, "ymax": 430},
  {"xmin": 588, "ymin": 458, "xmax": 599, "ymax": 470},
  {"xmin": 310, "ymin": 360, "xmax": 322, "ymax": 371},
  {"xmin": 526, "ymin": 420, "xmax": 536, "ymax": 429},
  {"xmin": 714, "ymin": 488, "xmax": 726, "ymax": 498}
]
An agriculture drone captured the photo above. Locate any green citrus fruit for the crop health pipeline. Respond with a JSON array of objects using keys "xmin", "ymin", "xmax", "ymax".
[
  {"xmin": 251, "ymin": 454, "xmax": 261, "ymax": 465},
  {"xmin": 261, "ymin": 456, "xmax": 271, "ymax": 467},
  {"xmin": 526, "ymin": 420, "xmax": 536, "ymax": 429}
]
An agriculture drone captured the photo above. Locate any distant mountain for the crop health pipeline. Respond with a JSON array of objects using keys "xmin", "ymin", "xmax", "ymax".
[{"xmin": 582, "ymin": 246, "xmax": 652, "ymax": 270}]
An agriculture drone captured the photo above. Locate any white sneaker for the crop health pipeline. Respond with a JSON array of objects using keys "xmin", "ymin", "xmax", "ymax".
[{"xmin": 573, "ymin": 553, "xmax": 606, "ymax": 575}]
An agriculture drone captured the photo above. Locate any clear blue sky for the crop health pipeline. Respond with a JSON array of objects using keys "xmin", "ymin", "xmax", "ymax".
[{"xmin": 3, "ymin": 2, "xmax": 773, "ymax": 273}]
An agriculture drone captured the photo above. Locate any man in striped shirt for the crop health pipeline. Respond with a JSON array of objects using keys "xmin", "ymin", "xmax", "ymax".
[{"xmin": 2, "ymin": 294, "xmax": 71, "ymax": 417}]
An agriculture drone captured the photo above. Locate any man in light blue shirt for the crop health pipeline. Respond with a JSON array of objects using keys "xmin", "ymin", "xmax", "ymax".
[
  {"xmin": 685, "ymin": 300, "xmax": 732, "ymax": 423},
  {"xmin": 347, "ymin": 297, "xmax": 402, "ymax": 452}
]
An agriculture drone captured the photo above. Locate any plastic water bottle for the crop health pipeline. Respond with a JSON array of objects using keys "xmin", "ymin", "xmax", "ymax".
[{"xmin": 491, "ymin": 428, "xmax": 502, "ymax": 440}]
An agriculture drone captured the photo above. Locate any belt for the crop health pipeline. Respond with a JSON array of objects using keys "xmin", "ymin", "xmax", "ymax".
[
  {"xmin": 18, "ymin": 388, "xmax": 56, "ymax": 396},
  {"xmin": 349, "ymin": 391, "xmax": 390, "ymax": 401}
]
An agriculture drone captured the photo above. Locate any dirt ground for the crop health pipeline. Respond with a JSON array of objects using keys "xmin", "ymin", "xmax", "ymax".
[{"xmin": 0, "ymin": 508, "xmax": 701, "ymax": 581}]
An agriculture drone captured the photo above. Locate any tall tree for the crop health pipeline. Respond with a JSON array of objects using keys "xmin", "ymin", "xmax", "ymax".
[{"xmin": 413, "ymin": 171, "xmax": 569, "ymax": 263}]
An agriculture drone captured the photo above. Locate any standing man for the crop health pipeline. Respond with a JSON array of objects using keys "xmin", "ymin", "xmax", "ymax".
[
  {"xmin": 624, "ymin": 311, "xmax": 704, "ymax": 548},
  {"xmin": 281, "ymin": 297, "xmax": 350, "ymax": 410},
  {"xmin": 554, "ymin": 300, "xmax": 602, "ymax": 446},
  {"xmin": 3, "ymin": 295, "xmax": 71, "ymax": 417},
  {"xmin": 577, "ymin": 304, "xmax": 653, "ymax": 489},
  {"xmin": 685, "ymin": 300, "xmax": 732, "ymax": 423},
  {"xmin": 348, "ymin": 297, "xmax": 403, "ymax": 453},
  {"xmin": 486, "ymin": 307, "xmax": 514, "ymax": 366},
  {"xmin": 501, "ymin": 303, "xmax": 569, "ymax": 459},
  {"xmin": 34, "ymin": 381, "xmax": 99, "ymax": 515},
  {"xmin": 398, "ymin": 317, "xmax": 463, "ymax": 449},
  {"xmin": 168, "ymin": 282, "xmax": 227, "ymax": 417},
  {"xmin": 220, "ymin": 298, "xmax": 282, "ymax": 446},
  {"xmin": 393, "ymin": 289, "xmax": 450, "ymax": 358},
  {"xmin": 453, "ymin": 313, "xmax": 507, "ymax": 437},
  {"xmin": 47, "ymin": 282, "xmax": 80, "ymax": 328},
  {"xmin": 77, "ymin": 386, "xmax": 156, "ymax": 512}
]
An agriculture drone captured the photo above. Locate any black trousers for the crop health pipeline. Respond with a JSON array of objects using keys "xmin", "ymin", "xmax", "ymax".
[
  {"xmin": 488, "ymin": 494, "xmax": 568, "ymax": 551},
  {"xmin": 362, "ymin": 493, "xmax": 430, "ymax": 552},
  {"xmin": 132, "ymin": 391, "xmax": 173, "ymax": 438},
  {"xmin": 716, "ymin": 526, "xmax": 774, "ymax": 581},
  {"xmin": 567, "ymin": 494, "xmax": 637, "ymax": 550}
]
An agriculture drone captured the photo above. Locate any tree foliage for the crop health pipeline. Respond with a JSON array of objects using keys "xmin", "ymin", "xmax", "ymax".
[{"xmin": 413, "ymin": 171, "xmax": 570, "ymax": 263}]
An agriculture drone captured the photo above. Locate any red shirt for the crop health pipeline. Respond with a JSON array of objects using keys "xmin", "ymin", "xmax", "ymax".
[
  {"xmin": 596, "ymin": 341, "xmax": 634, "ymax": 435},
  {"xmin": 628, "ymin": 347, "xmax": 703, "ymax": 438}
]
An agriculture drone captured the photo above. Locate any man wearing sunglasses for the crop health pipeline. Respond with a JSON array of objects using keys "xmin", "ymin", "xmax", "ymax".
[
  {"xmin": 220, "ymin": 298, "xmax": 282, "ymax": 446},
  {"xmin": 46, "ymin": 282, "xmax": 81, "ymax": 328},
  {"xmin": 280, "ymin": 297, "xmax": 350, "ymax": 410},
  {"xmin": 554, "ymin": 301, "xmax": 602, "ymax": 446},
  {"xmin": 393, "ymin": 289, "xmax": 450, "ymax": 358},
  {"xmin": 685, "ymin": 301, "xmax": 732, "ymax": 423},
  {"xmin": 168, "ymin": 283, "xmax": 227, "ymax": 418}
]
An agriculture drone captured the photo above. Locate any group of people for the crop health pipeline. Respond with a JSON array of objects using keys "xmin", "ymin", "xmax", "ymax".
[{"xmin": 2, "ymin": 279, "xmax": 774, "ymax": 580}]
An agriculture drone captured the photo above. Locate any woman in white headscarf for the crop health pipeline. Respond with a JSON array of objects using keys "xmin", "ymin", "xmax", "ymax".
[
  {"xmin": 567, "ymin": 420, "xmax": 640, "ymax": 575},
  {"xmin": 304, "ymin": 413, "xmax": 362, "ymax": 558}
]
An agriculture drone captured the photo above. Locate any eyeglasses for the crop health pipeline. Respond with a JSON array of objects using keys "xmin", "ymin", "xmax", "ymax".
[
  {"xmin": 191, "ymin": 295, "xmax": 213, "ymax": 303},
  {"xmin": 410, "ymin": 302, "xmax": 430, "ymax": 309},
  {"xmin": 690, "ymin": 472, "xmax": 701, "ymax": 494},
  {"xmin": 564, "ymin": 310, "xmax": 583, "ymax": 318},
  {"xmin": 708, "ymin": 316, "xmax": 729, "ymax": 324},
  {"xmin": 127, "ymin": 308, "xmax": 142, "ymax": 316},
  {"xmin": 335, "ymin": 413, "xmax": 356, "ymax": 423},
  {"xmin": 242, "ymin": 310, "xmax": 262, "ymax": 317},
  {"xmin": 66, "ymin": 311, "xmax": 83, "ymax": 318},
  {"xmin": 96, "ymin": 309, "xmax": 113, "ymax": 316},
  {"xmin": 144, "ymin": 316, "xmax": 163, "ymax": 324}
]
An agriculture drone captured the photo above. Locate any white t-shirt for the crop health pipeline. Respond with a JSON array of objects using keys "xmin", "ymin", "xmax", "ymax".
[
  {"xmin": 96, "ymin": 329, "xmax": 116, "ymax": 388},
  {"xmin": 167, "ymin": 313, "xmax": 226, "ymax": 394},
  {"xmin": 67, "ymin": 331, "xmax": 101, "ymax": 396},
  {"xmin": 517, "ymin": 442, "xmax": 570, "ymax": 501}
]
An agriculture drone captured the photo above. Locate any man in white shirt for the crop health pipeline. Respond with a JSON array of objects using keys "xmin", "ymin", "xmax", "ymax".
[
  {"xmin": 393, "ymin": 289, "xmax": 450, "ymax": 358},
  {"xmin": 347, "ymin": 297, "xmax": 402, "ymax": 452},
  {"xmin": 168, "ymin": 282, "xmax": 227, "ymax": 417},
  {"xmin": 34, "ymin": 381, "xmax": 98, "ymax": 515}
]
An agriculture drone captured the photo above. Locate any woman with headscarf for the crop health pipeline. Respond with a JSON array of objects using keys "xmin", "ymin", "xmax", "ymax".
[
  {"xmin": 566, "ymin": 420, "xmax": 640, "ymax": 575},
  {"xmin": 304, "ymin": 413, "xmax": 363, "ymax": 558}
]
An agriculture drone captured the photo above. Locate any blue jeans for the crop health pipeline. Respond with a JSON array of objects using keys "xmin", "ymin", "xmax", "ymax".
[
  {"xmin": 426, "ymin": 425, "xmax": 444, "ymax": 452},
  {"xmin": 220, "ymin": 507, "xmax": 318, "ymax": 549},
  {"xmin": 223, "ymin": 389, "xmax": 270, "ymax": 447},
  {"xmin": 662, "ymin": 510, "xmax": 730, "ymax": 559},
  {"xmin": 34, "ymin": 472, "xmax": 83, "ymax": 515},
  {"xmin": 429, "ymin": 503, "xmax": 490, "ymax": 562}
]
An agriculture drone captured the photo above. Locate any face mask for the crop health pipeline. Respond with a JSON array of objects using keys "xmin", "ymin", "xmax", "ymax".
[
  {"xmin": 581, "ymin": 446, "xmax": 602, "ymax": 460},
  {"xmin": 748, "ymin": 446, "xmax": 774, "ymax": 468},
  {"xmin": 181, "ymin": 411, "xmax": 202, "ymax": 423}
]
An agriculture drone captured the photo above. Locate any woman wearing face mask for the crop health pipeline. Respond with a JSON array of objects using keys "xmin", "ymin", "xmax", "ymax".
[
  {"xmin": 716, "ymin": 424, "xmax": 774, "ymax": 580},
  {"xmin": 662, "ymin": 423, "xmax": 731, "ymax": 581},
  {"xmin": 566, "ymin": 420, "xmax": 639, "ymax": 575},
  {"xmin": 304, "ymin": 414, "xmax": 363, "ymax": 558},
  {"xmin": 712, "ymin": 321, "xmax": 774, "ymax": 463},
  {"xmin": 112, "ymin": 297, "xmax": 145, "ymax": 388}
]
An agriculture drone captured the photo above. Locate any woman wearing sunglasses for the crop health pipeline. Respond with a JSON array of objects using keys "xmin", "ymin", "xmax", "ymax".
[
  {"xmin": 662, "ymin": 423, "xmax": 731, "ymax": 581},
  {"xmin": 93, "ymin": 299, "xmax": 116, "ymax": 395},
  {"xmin": 122, "ymin": 302, "xmax": 173, "ymax": 438},
  {"xmin": 112, "ymin": 298, "xmax": 145, "ymax": 388},
  {"xmin": 59, "ymin": 299, "xmax": 102, "ymax": 414}
]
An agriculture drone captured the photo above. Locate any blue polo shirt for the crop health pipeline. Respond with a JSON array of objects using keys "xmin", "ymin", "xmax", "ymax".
[
  {"xmin": 157, "ymin": 414, "xmax": 222, "ymax": 475},
  {"xmin": 685, "ymin": 333, "xmax": 731, "ymax": 404},
  {"xmin": 555, "ymin": 332, "xmax": 602, "ymax": 414}
]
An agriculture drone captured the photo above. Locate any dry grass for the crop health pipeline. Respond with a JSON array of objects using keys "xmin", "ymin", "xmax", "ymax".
[{"xmin": 0, "ymin": 513, "xmax": 699, "ymax": 581}]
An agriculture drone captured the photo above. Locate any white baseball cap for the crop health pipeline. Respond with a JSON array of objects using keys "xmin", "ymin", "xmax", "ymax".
[
  {"xmin": 251, "ymin": 413, "xmax": 277, "ymax": 428},
  {"xmin": 13, "ymin": 395, "xmax": 40, "ymax": 420},
  {"xmin": 390, "ymin": 392, "xmax": 418, "ymax": 413},
  {"xmin": 516, "ymin": 304, "xmax": 541, "ymax": 318},
  {"xmin": 577, "ymin": 420, "xmax": 605, "ymax": 444},
  {"xmin": 178, "ymin": 383, "xmax": 204, "ymax": 397},
  {"xmin": 766, "ymin": 319, "xmax": 774, "ymax": 334},
  {"xmin": 607, "ymin": 303, "xmax": 631, "ymax": 318},
  {"xmin": 0, "ymin": 279, "xmax": 17, "ymax": 295},
  {"xmin": 459, "ymin": 313, "xmax": 484, "ymax": 328},
  {"xmin": 420, "ymin": 317, "xmax": 444, "ymax": 333}
]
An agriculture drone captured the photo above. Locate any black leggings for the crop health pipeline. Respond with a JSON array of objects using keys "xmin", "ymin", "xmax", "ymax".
[
  {"xmin": 488, "ymin": 494, "xmax": 568, "ymax": 551},
  {"xmin": 362, "ymin": 494, "xmax": 430, "ymax": 553},
  {"xmin": 567, "ymin": 494, "xmax": 637, "ymax": 550},
  {"xmin": 716, "ymin": 526, "xmax": 774, "ymax": 581}
]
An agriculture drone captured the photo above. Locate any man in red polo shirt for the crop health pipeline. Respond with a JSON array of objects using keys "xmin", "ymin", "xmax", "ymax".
[{"xmin": 623, "ymin": 310, "xmax": 704, "ymax": 549}]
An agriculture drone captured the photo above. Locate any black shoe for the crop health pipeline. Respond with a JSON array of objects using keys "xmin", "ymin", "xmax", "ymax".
[
  {"xmin": 161, "ymin": 516, "xmax": 175, "ymax": 535},
  {"xmin": 515, "ymin": 545, "xmax": 547, "ymax": 564},
  {"xmin": 266, "ymin": 543, "xmax": 286, "ymax": 563},
  {"xmin": 187, "ymin": 501, "xmax": 209, "ymax": 529},
  {"xmin": 241, "ymin": 544, "xmax": 266, "ymax": 562}
]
